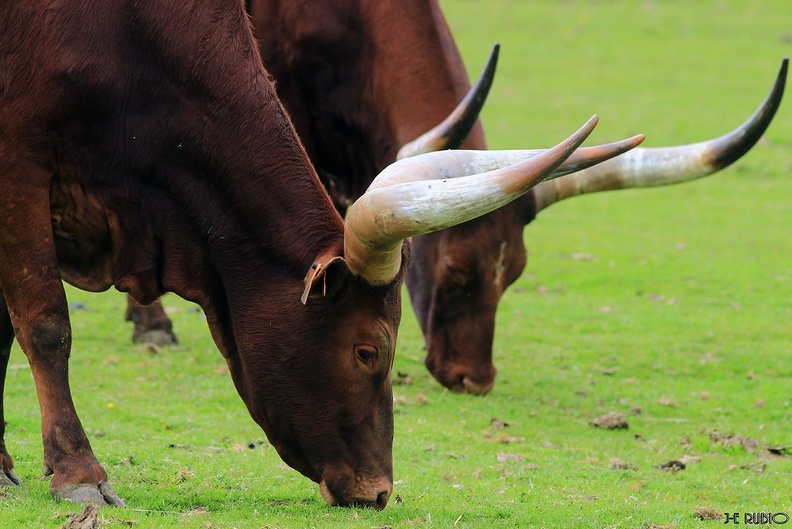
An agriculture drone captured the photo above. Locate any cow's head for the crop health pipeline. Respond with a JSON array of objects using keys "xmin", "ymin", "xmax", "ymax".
[
  {"xmin": 245, "ymin": 248, "xmax": 404, "ymax": 510},
  {"xmin": 406, "ymin": 199, "xmax": 531, "ymax": 394}
]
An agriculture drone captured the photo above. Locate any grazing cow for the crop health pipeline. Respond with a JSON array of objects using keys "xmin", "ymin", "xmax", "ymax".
[
  {"xmin": 0, "ymin": 0, "xmax": 636, "ymax": 509},
  {"xmin": 406, "ymin": 61, "xmax": 787, "ymax": 394},
  {"xmin": 248, "ymin": 0, "xmax": 788, "ymax": 394},
  {"xmin": 126, "ymin": 1, "xmax": 788, "ymax": 394}
]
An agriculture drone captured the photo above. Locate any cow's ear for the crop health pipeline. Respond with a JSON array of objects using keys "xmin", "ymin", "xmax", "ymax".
[{"xmin": 301, "ymin": 255, "xmax": 350, "ymax": 304}]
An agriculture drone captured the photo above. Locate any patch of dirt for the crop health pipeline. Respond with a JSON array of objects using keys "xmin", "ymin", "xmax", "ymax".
[
  {"xmin": 678, "ymin": 455, "xmax": 701, "ymax": 466},
  {"xmin": 392, "ymin": 371, "xmax": 412, "ymax": 386},
  {"xmin": 392, "ymin": 393, "xmax": 429, "ymax": 406},
  {"xmin": 491, "ymin": 434, "xmax": 525, "ymax": 445},
  {"xmin": 490, "ymin": 417, "xmax": 510, "ymax": 429},
  {"xmin": 693, "ymin": 506, "xmax": 723, "ymax": 521},
  {"xmin": 482, "ymin": 418, "xmax": 525, "ymax": 444},
  {"xmin": 565, "ymin": 252, "xmax": 595, "ymax": 261},
  {"xmin": 762, "ymin": 445, "xmax": 791, "ymax": 458},
  {"xmin": 709, "ymin": 431, "xmax": 759, "ymax": 452},
  {"xmin": 610, "ymin": 457, "xmax": 637, "ymax": 470},
  {"xmin": 590, "ymin": 412, "xmax": 629, "ymax": 430},
  {"xmin": 657, "ymin": 460, "xmax": 685, "ymax": 472},
  {"xmin": 497, "ymin": 453, "xmax": 525, "ymax": 463},
  {"xmin": 740, "ymin": 462, "xmax": 767, "ymax": 474}
]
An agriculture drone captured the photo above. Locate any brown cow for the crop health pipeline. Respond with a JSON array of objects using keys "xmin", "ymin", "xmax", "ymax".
[
  {"xmin": 0, "ymin": 0, "xmax": 636, "ymax": 509},
  {"xmin": 248, "ymin": 0, "xmax": 788, "ymax": 394},
  {"xmin": 406, "ymin": 62, "xmax": 787, "ymax": 394}
]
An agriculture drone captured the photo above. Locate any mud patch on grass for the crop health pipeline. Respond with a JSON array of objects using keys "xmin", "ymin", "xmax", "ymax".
[
  {"xmin": 590, "ymin": 411, "xmax": 628, "ymax": 430},
  {"xmin": 693, "ymin": 506, "xmax": 723, "ymax": 521}
]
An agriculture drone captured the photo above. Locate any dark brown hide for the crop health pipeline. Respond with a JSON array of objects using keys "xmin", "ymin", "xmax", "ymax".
[{"xmin": 0, "ymin": 0, "xmax": 395, "ymax": 508}]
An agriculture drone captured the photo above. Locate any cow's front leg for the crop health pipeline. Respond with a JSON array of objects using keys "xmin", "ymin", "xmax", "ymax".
[
  {"xmin": 0, "ymin": 182, "xmax": 123, "ymax": 506},
  {"xmin": 9, "ymin": 285, "xmax": 124, "ymax": 506},
  {"xmin": 10, "ymin": 286, "xmax": 124, "ymax": 505},
  {"xmin": 0, "ymin": 291, "xmax": 24, "ymax": 488}
]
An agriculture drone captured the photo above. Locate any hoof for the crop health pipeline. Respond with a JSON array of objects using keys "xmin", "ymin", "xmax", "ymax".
[
  {"xmin": 0, "ymin": 468, "xmax": 24, "ymax": 487},
  {"xmin": 53, "ymin": 482, "xmax": 126, "ymax": 507},
  {"xmin": 132, "ymin": 329, "xmax": 179, "ymax": 346}
]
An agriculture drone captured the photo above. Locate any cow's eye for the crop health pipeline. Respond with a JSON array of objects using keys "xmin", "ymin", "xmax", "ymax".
[{"xmin": 356, "ymin": 346, "xmax": 378, "ymax": 363}]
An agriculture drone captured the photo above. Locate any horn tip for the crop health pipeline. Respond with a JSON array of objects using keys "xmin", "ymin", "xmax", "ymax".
[{"xmin": 585, "ymin": 114, "xmax": 600, "ymax": 129}]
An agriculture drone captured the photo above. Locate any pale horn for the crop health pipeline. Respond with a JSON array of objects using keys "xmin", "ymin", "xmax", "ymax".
[
  {"xmin": 532, "ymin": 57, "xmax": 788, "ymax": 211},
  {"xmin": 392, "ymin": 132, "xmax": 647, "ymax": 184},
  {"xmin": 345, "ymin": 115, "xmax": 642, "ymax": 285},
  {"xmin": 396, "ymin": 43, "xmax": 500, "ymax": 159}
]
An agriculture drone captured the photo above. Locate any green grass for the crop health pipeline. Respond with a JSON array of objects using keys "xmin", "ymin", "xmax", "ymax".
[{"xmin": 3, "ymin": 1, "xmax": 792, "ymax": 527}]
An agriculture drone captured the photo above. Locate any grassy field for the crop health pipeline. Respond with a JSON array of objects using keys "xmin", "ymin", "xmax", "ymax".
[{"xmin": 2, "ymin": 1, "xmax": 792, "ymax": 528}]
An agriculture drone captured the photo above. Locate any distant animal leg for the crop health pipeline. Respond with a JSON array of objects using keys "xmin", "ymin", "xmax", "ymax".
[
  {"xmin": 0, "ymin": 176, "xmax": 123, "ymax": 506},
  {"xmin": 125, "ymin": 296, "xmax": 178, "ymax": 346},
  {"xmin": 0, "ymin": 290, "xmax": 24, "ymax": 488}
]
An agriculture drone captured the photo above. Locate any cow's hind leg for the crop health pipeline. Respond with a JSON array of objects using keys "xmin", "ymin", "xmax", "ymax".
[
  {"xmin": 125, "ymin": 295, "xmax": 178, "ymax": 346},
  {"xmin": 0, "ymin": 179, "xmax": 123, "ymax": 506},
  {"xmin": 0, "ymin": 291, "xmax": 24, "ymax": 488}
]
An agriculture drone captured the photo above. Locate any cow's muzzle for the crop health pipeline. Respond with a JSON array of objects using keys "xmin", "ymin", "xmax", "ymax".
[{"xmin": 319, "ymin": 473, "xmax": 392, "ymax": 510}]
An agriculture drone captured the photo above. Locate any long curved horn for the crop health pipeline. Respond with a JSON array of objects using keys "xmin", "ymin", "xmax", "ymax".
[
  {"xmin": 345, "ymin": 115, "xmax": 617, "ymax": 284},
  {"xmin": 391, "ymin": 133, "xmax": 646, "ymax": 184},
  {"xmin": 532, "ymin": 57, "xmax": 788, "ymax": 211},
  {"xmin": 396, "ymin": 43, "xmax": 500, "ymax": 160}
]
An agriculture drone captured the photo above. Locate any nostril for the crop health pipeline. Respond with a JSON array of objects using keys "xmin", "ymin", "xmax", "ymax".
[
  {"xmin": 462, "ymin": 376, "xmax": 494, "ymax": 395},
  {"xmin": 446, "ymin": 373, "xmax": 465, "ymax": 392},
  {"xmin": 375, "ymin": 489, "xmax": 390, "ymax": 510}
]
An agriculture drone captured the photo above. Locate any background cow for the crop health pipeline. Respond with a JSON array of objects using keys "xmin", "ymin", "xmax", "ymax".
[{"xmin": 0, "ymin": 0, "xmax": 634, "ymax": 509}]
